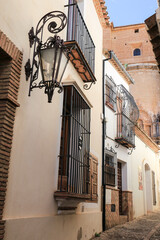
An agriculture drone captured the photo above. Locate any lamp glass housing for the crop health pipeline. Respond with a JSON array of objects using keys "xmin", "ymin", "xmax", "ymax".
[{"xmin": 39, "ymin": 46, "xmax": 68, "ymax": 84}]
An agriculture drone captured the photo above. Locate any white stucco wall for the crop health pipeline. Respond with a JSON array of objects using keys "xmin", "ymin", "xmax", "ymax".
[
  {"xmin": 0, "ymin": 0, "xmax": 103, "ymax": 239},
  {"xmin": 131, "ymin": 136, "xmax": 160, "ymax": 218},
  {"xmin": 104, "ymin": 56, "xmax": 160, "ymax": 220},
  {"xmin": 104, "ymin": 60, "xmax": 131, "ymax": 191}
]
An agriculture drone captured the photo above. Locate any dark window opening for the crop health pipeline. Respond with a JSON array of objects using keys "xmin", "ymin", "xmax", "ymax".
[
  {"xmin": 152, "ymin": 113, "xmax": 160, "ymax": 140},
  {"xmin": 105, "ymin": 75, "xmax": 116, "ymax": 111},
  {"xmin": 104, "ymin": 154, "xmax": 115, "ymax": 186},
  {"xmin": 58, "ymin": 85, "xmax": 91, "ymax": 195},
  {"xmin": 134, "ymin": 29, "xmax": 139, "ymax": 33},
  {"xmin": 133, "ymin": 48, "xmax": 141, "ymax": 56},
  {"xmin": 0, "ymin": 48, "xmax": 12, "ymax": 91}
]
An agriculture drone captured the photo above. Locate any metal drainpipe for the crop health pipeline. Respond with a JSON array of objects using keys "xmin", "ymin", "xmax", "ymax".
[{"xmin": 102, "ymin": 51, "xmax": 112, "ymax": 231}]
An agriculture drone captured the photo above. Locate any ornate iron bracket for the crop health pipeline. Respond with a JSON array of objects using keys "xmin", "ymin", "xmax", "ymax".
[
  {"xmin": 115, "ymin": 143, "xmax": 119, "ymax": 148},
  {"xmin": 25, "ymin": 59, "xmax": 32, "ymax": 81},
  {"xmin": 83, "ymin": 81, "xmax": 95, "ymax": 90},
  {"xmin": 128, "ymin": 147, "xmax": 135, "ymax": 155},
  {"xmin": 110, "ymin": 146, "xmax": 116, "ymax": 154},
  {"xmin": 28, "ymin": 27, "xmax": 35, "ymax": 48}
]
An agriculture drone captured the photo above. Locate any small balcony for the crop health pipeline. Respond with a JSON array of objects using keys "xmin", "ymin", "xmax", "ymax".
[
  {"xmin": 104, "ymin": 164, "xmax": 115, "ymax": 187},
  {"xmin": 116, "ymin": 113, "xmax": 135, "ymax": 148},
  {"xmin": 116, "ymin": 85, "xmax": 139, "ymax": 149},
  {"xmin": 64, "ymin": 2, "xmax": 96, "ymax": 84}
]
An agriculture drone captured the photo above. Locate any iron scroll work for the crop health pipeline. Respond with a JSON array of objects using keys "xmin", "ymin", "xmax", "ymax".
[{"xmin": 25, "ymin": 11, "xmax": 69, "ymax": 102}]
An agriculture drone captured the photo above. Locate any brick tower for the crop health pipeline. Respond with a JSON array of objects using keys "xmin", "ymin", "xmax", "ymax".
[{"xmin": 103, "ymin": 22, "xmax": 160, "ymax": 143}]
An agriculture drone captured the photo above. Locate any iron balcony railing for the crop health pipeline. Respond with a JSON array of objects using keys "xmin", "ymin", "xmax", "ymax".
[
  {"xmin": 66, "ymin": 2, "xmax": 95, "ymax": 73},
  {"xmin": 116, "ymin": 85, "xmax": 139, "ymax": 147},
  {"xmin": 117, "ymin": 113, "xmax": 136, "ymax": 147},
  {"xmin": 58, "ymin": 85, "xmax": 90, "ymax": 195}
]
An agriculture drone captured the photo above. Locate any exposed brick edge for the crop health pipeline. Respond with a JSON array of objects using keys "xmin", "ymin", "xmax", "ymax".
[
  {"xmin": 0, "ymin": 30, "xmax": 23, "ymax": 240},
  {"xmin": 92, "ymin": 0, "xmax": 110, "ymax": 28},
  {"xmin": 127, "ymin": 65, "xmax": 158, "ymax": 71},
  {"xmin": 135, "ymin": 125, "xmax": 159, "ymax": 153},
  {"xmin": 0, "ymin": 31, "xmax": 21, "ymax": 62}
]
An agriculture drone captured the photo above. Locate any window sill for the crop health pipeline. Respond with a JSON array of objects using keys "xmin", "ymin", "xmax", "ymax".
[
  {"xmin": 54, "ymin": 191, "xmax": 97, "ymax": 202},
  {"xmin": 106, "ymin": 185, "xmax": 118, "ymax": 191},
  {"xmin": 54, "ymin": 191, "xmax": 90, "ymax": 200},
  {"xmin": 54, "ymin": 191, "xmax": 97, "ymax": 213},
  {"xmin": 106, "ymin": 102, "xmax": 116, "ymax": 112}
]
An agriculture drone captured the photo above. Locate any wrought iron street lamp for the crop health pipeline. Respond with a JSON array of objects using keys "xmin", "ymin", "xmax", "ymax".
[{"xmin": 25, "ymin": 11, "xmax": 69, "ymax": 103}]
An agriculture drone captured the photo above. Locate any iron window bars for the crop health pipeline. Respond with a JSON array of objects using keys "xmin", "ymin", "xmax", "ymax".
[
  {"xmin": 116, "ymin": 84, "xmax": 139, "ymax": 147},
  {"xmin": 58, "ymin": 85, "xmax": 91, "ymax": 195},
  {"xmin": 105, "ymin": 74, "xmax": 116, "ymax": 111},
  {"xmin": 65, "ymin": 1, "xmax": 95, "ymax": 74}
]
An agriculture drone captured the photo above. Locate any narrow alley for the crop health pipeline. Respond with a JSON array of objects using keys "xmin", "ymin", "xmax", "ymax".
[{"xmin": 92, "ymin": 211, "xmax": 160, "ymax": 240}]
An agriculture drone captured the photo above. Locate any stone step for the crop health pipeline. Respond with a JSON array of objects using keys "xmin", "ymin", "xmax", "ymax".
[{"xmin": 119, "ymin": 215, "xmax": 128, "ymax": 225}]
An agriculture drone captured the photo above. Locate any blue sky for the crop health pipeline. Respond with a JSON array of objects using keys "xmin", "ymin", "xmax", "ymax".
[{"xmin": 106, "ymin": 0, "xmax": 158, "ymax": 27}]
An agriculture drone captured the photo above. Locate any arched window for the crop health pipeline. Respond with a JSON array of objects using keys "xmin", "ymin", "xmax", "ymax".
[{"xmin": 133, "ymin": 48, "xmax": 141, "ymax": 56}]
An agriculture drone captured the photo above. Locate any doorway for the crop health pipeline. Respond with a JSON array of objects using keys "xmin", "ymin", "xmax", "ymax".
[
  {"xmin": 144, "ymin": 163, "xmax": 152, "ymax": 212},
  {"xmin": 117, "ymin": 162, "xmax": 122, "ymax": 214}
]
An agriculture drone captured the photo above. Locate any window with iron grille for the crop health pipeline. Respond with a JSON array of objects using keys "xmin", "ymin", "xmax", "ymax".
[
  {"xmin": 105, "ymin": 75, "xmax": 116, "ymax": 111},
  {"xmin": 58, "ymin": 85, "xmax": 90, "ymax": 195},
  {"xmin": 104, "ymin": 153, "xmax": 116, "ymax": 187}
]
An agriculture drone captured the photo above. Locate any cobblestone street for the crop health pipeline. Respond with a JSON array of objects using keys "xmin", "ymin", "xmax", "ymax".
[{"xmin": 92, "ymin": 211, "xmax": 160, "ymax": 240}]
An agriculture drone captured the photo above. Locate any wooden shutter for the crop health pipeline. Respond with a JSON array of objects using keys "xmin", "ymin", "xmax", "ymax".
[
  {"xmin": 116, "ymin": 97, "xmax": 122, "ymax": 137},
  {"xmin": 89, "ymin": 153, "xmax": 98, "ymax": 202}
]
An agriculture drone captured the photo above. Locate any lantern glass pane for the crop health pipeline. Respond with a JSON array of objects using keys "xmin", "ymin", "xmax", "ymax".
[
  {"xmin": 57, "ymin": 52, "xmax": 68, "ymax": 84},
  {"xmin": 40, "ymin": 48, "xmax": 56, "ymax": 82},
  {"xmin": 40, "ymin": 47, "xmax": 68, "ymax": 84}
]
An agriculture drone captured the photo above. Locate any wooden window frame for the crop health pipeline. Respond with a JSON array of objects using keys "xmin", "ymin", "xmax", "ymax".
[{"xmin": 104, "ymin": 149, "xmax": 117, "ymax": 187}]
